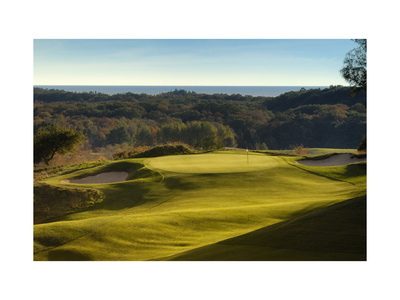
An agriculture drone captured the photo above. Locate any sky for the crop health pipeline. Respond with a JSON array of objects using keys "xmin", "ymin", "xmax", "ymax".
[{"xmin": 34, "ymin": 39, "xmax": 356, "ymax": 86}]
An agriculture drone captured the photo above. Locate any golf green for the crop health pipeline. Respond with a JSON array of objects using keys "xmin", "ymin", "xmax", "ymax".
[{"xmin": 147, "ymin": 152, "xmax": 280, "ymax": 173}]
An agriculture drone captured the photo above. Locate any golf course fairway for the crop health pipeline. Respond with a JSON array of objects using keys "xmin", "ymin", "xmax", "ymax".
[{"xmin": 34, "ymin": 150, "xmax": 366, "ymax": 261}]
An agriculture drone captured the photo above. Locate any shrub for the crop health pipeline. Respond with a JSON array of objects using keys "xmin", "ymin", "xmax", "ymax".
[{"xmin": 292, "ymin": 145, "xmax": 310, "ymax": 156}]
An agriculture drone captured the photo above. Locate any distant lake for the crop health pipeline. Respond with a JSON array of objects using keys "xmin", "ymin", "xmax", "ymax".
[{"xmin": 35, "ymin": 85, "xmax": 328, "ymax": 97}]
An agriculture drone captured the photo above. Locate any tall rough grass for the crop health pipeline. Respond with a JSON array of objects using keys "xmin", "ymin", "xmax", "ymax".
[{"xmin": 34, "ymin": 183, "xmax": 104, "ymax": 224}]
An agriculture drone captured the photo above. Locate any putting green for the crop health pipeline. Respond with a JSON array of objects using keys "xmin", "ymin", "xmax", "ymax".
[{"xmin": 147, "ymin": 152, "xmax": 280, "ymax": 173}]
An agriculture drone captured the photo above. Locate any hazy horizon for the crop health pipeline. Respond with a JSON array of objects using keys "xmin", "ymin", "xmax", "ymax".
[{"xmin": 34, "ymin": 85, "xmax": 333, "ymax": 97}]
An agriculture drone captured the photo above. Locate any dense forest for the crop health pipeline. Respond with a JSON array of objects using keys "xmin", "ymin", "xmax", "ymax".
[{"xmin": 34, "ymin": 86, "xmax": 366, "ymax": 156}]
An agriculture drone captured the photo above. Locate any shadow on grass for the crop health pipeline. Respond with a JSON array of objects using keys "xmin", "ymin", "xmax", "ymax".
[
  {"xmin": 163, "ymin": 176, "xmax": 202, "ymax": 191},
  {"xmin": 47, "ymin": 249, "xmax": 93, "ymax": 261},
  {"xmin": 99, "ymin": 182, "xmax": 154, "ymax": 210},
  {"xmin": 221, "ymin": 195, "xmax": 366, "ymax": 253},
  {"xmin": 163, "ymin": 195, "xmax": 366, "ymax": 261}
]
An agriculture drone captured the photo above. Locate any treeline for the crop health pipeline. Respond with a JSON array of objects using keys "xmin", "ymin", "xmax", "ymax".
[
  {"xmin": 34, "ymin": 86, "xmax": 366, "ymax": 151},
  {"xmin": 264, "ymin": 86, "xmax": 366, "ymax": 111}
]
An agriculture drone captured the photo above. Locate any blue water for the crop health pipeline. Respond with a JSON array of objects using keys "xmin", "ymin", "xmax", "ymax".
[{"xmin": 35, "ymin": 85, "xmax": 328, "ymax": 97}]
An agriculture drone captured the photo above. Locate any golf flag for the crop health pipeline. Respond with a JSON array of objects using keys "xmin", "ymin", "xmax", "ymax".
[{"xmin": 246, "ymin": 148, "xmax": 248, "ymax": 152}]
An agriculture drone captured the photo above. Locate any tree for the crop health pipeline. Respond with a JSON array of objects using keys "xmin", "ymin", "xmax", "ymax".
[
  {"xmin": 358, "ymin": 136, "xmax": 366, "ymax": 153},
  {"xmin": 340, "ymin": 40, "xmax": 367, "ymax": 153},
  {"xmin": 105, "ymin": 126, "xmax": 131, "ymax": 146},
  {"xmin": 34, "ymin": 125, "xmax": 84, "ymax": 165},
  {"xmin": 135, "ymin": 126, "xmax": 154, "ymax": 146},
  {"xmin": 340, "ymin": 39, "xmax": 367, "ymax": 95},
  {"xmin": 195, "ymin": 135, "xmax": 224, "ymax": 150}
]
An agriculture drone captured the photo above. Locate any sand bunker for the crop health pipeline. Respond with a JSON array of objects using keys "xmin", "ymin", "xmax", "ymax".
[
  {"xmin": 296, "ymin": 153, "xmax": 366, "ymax": 167},
  {"xmin": 62, "ymin": 172, "xmax": 129, "ymax": 184}
]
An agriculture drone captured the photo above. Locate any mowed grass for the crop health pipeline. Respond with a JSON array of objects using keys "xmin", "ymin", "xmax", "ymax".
[
  {"xmin": 162, "ymin": 195, "xmax": 366, "ymax": 261},
  {"xmin": 34, "ymin": 150, "xmax": 366, "ymax": 261},
  {"xmin": 146, "ymin": 151, "xmax": 279, "ymax": 173},
  {"xmin": 306, "ymin": 148, "xmax": 357, "ymax": 156}
]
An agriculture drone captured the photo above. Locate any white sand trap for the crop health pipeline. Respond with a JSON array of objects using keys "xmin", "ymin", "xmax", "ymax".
[
  {"xmin": 62, "ymin": 172, "xmax": 129, "ymax": 184},
  {"xmin": 296, "ymin": 153, "xmax": 366, "ymax": 167}
]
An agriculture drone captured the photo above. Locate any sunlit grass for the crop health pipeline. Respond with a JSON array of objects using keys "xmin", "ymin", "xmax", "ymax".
[{"xmin": 34, "ymin": 150, "xmax": 366, "ymax": 261}]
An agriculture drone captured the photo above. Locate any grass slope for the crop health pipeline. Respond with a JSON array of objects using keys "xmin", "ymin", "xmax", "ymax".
[
  {"xmin": 306, "ymin": 148, "xmax": 357, "ymax": 156},
  {"xmin": 34, "ymin": 150, "xmax": 366, "ymax": 261},
  {"xmin": 162, "ymin": 195, "xmax": 366, "ymax": 261}
]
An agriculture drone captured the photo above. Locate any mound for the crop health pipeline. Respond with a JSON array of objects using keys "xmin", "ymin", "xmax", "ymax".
[
  {"xmin": 133, "ymin": 144, "xmax": 194, "ymax": 158},
  {"xmin": 62, "ymin": 172, "xmax": 129, "ymax": 184},
  {"xmin": 297, "ymin": 153, "xmax": 366, "ymax": 167},
  {"xmin": 34, "ymin": 183, "xmax": 104, "ymax": 224},
  {"xmin": 114, "ymin": 144, "xmax": 194, "ymax": 160}
]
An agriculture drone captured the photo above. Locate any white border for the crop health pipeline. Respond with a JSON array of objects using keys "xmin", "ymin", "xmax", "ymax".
[{"xmin": 2, "ymin": 1, "xmax": 399, "ymax": 299}]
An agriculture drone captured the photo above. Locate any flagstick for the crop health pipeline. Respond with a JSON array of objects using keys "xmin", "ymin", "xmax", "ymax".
[{"xmin": 246, "ymin": 148, "xmax": 249, "ymax": 164}]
